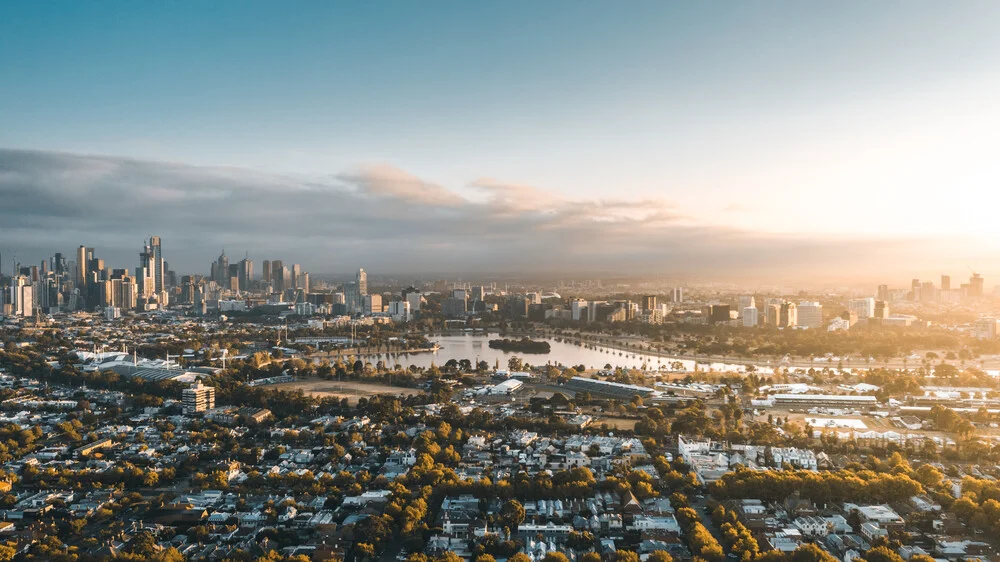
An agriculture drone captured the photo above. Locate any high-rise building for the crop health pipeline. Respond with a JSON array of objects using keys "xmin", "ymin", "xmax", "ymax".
[
  {"xmin": 471, "ymin": 285, "xmax": 485, "ymax": 302},
  {"xmin": 9, "ymin": 275, "xmax": 33, "ymax": 317},
  {"xmin": 570, "ymin": 299, "xmax": 589, "ymax": 322},
  {"xmin": 742, "ymin": 307, "xmax": 758, "ymax": 327},
  {"xmin": 212, "ymin": 250, "xmax": 229, "ymax": 284},
  {"xmin": 403, "ymin": 287, "xmax": 422, "ymax": 313},
  {"xmin": 671, "ymin": 287, "xmax": 684, "ymax": 303},
  {"xmin": 270, "ymin": 260, "xmax": 284, "ymax": 293},
  {"xmin": 76, "ymin": 245, "xmax": 89, "ymax": 288},
  {"xmin": 876, "ymin": 284, "xmax": 890, "ymax": 302},
  {"xmin": 150, "ymin": 236, "xmax": 164, "ymax": 293},
  {"xmin": 969, "ymin": 273, "xmax": 984, "ymax": 298},
  {"xmin": 848, "ymin": 297, "xmax": 875, "ymax": 320},
  {"xmin": 738, "ymin": 296, "xmax": 756, "ymax": 315},
  {"xmin": 874, "ymin": 300, "xmax": 889, "ymax": 319},
  {"xmin": 764, "ymin": 303, "xmax": 780, "ymax": 326},
  {"xmin": 941, "ymin": 275, "xmax": 951, "ymax": 292},
  {"xmin": 182, "ymin": 381, "xmax": 216, "ymax": 414},
  {"xmin": 357, "ymin": 268, "xmax": 368, "ymax": 296},
  {"xmin": 641, "ymin": 295, "xmax": 657, "ymax": 312},
  {"xmin": 364, "ymin": 294, "xmax": 383, "ymax": 315},
  {"xmin": 779, "ymin": 301, "xmax": 797, "ymax": 328},
  {"xmin": 797, "ymin": 302, "xmax": 823, "ymax": 328},
  {"xmin": 238, "ymin": 258, "xmax": 253, "ymax": 291},
  {"xmin": 291, "ymin": 264, "xmax": 302, "ymax": 289},
  {"xmin": 262, "ymin": 260, "xmax": 271, "ymax": 283}
]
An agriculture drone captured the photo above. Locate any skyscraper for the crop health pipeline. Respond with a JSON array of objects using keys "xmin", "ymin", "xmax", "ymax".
[
  {"xmin": 271, "ymin": 260, "xmax": 284, "ymax": 293},
  {"xmin": 76, "ymin": 245, "xmax": 88, "ymax": 288},
  {"xmin": 357, "ymin": 268, "xmax": 368, "ymax": 296},
  {"xmin": 941, "ymin": 275, "xmax": 951, "ymax": 292},
  {"xmin": 970, "ymin": 273, "xmax": 984, "ymax": 298},
  {"xmin": 262, "ymin": 260, "xmax": 271, "ymax": 283},
  {"xmin": 238, "ymin": 258, "xmax": 253, "ymax": 291},
  {"xmin": 212, "ymin": 250, "xmax": 229, "ymax": 284},
  {"xmin": 150, "ymin": 236, "xmax": 164, "ymax": 293}
]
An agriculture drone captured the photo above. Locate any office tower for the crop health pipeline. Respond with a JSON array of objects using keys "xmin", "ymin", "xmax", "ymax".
[
  {"xmin": 389, "ymin": 300, "xmax": 411, "ymax": 322},
  {"xmin": 738, "ymin": 295, "xmax": 755, "ymax": 314},
  {"xmin": 970, "ymin": 273, "xmax": 984, "ymax": 298},
  {"xmin": 149, "ymin": 236, "xmax": 164, "ymax": 293},
  {"xmin": 364, "ymin": 294, "xmax": 383, "ymax": 315},
  {"xmin": 182, "ymin": 381, "xmax": 216, "ymax": 414},
  {"xmin": 920, "ymin": 281, "xmax": 936, "ymax": 303},
  {"xmin": 238, "ymin": 258, "xmax": 253, "ymax": 291},
  {"xmin": 471, "ymin": 285, "xmax": 485, "ymax": 302},
  {"xmin": 76, "ymin": 245, "xmax": 88, "ymax": 287},
  {"xmin": 910, "ymin": 279, "xmax": 920, "ymax": 301},
  {"xmin": 797, "ymin": 302, "xmax": 823, "ymax": 328},
  {"xmin": 570, "ymin": 299, "xmax": 589, "ymax": 322},
  {"xmin": 212, "ymin": 250, "xmax": 229, "ymax": 284},
  {"xmin": 941, "ymin": 275, "xmax": 951, "ymax": 292},
  {"xmin": 403, "ymin": 287, "xmax": 422, "ymax": 313},
  {"xmin": 874, "ymin": 300, "xmax": 889, "ymax": 319},
  {"xmin": 641, "ymin": 295, "xmax": 657, "ymax": 312},
  {"xmin": 779, "ymin": 301, "xmax": 797, "ymax": 327},
  {"xmin": 443, "ymin": 291, "xmax": 468, "ymax": 317},
  {"xmin": 876, "ymin": 284, "xmax": 890, "ymax": 302},
  {"xmin": 764, "ymin": 303, "xmax": 780, "ymax": 326},
  {"xmin": 292, "ymin": 264, "xmax": 302, "ymax": 289},
  {"xmin": 357, "ymin": 268, "xmax": 368, "ymax": 296},
  {"xmin": 9, "ymin": 276, "xmax": 33, "ymax": 317},
  {"xmin": 271, "ymin": 260, "xmax": 284, "ymax": 293},
  {"xmin": 742, "ymin": 307, "xmax": 759, "ymax": 327},
  {"xmin": 300, "ymin": 273, "xmax": 309, "ymax": 294},
  {"xmin": 40, "ymin": 260, "xmax": 48, "ymax": 276},
  {"xmin": 671, "ymin": 287, "xmax": 684, "ymax": 303},
  {"xmin": 262, "ymin": 260, "xmax": 271, "ymax": 283},
  {"xmin": 120, "ymin": 276, "xmax": 138, "ymax": 310},
  {"xmin": 848, "ymin": 297, "xmax": 876, "ymax": 319}
]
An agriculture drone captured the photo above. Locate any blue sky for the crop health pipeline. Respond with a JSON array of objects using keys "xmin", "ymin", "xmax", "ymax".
[{"xmin": 2, "ymin": 1, "xmax": 999, "ymax": 278}]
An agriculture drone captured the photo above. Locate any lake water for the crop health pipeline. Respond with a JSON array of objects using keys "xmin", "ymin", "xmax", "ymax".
[{"xmin": 368, "ymin": 334, "xmax": 773, "ymax": 374}]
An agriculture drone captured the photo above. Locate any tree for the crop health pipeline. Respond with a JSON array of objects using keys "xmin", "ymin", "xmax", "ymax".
[
  {"xmin": 543, "ymin": 553, "xmax": 570, "ymax": 562},
  {"xmin": 509, "ymin": 554, "xmax": 532, "ymax": 562},
  {"xmin": 356, "ymin": 543, "xmax": 377, "ymax": 562},
  {"xmin": 128, "ymin": 530, "xmax": 159, "ymax": 557},
  {"xmin": 860, "ymin": 546, "xmax": 904, "ymax": 562},
  {"xmin": 500, "ymin": 499, "xmax": 526, "ymax": 530},
  {"xmin": 615, "ymin": 551, "xmax": 640, "ymax": 562},
  {"xmin": 508, "ymin": 357, "xmax": 523, "ymax": 372},
  {"xmin": 790, "ymin": 543, "xmax": 839, "ymax": 562},
  {"xmin": 580, "ymin": 554, "xmax": 602, "ymax": 562},
  {"xmin": 647, "ymin": 551, "xmax": 674, "ymax": 562}
]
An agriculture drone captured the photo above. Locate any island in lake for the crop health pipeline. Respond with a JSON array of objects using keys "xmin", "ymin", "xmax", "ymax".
[{"xmin": 488, "ymin": 337, "xmax": 551, "ymax": 354}]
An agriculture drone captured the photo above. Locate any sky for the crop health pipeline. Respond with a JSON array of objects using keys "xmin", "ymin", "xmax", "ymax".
[{"xmin": 2, "ymin": 1, "xmax": 1000, "ymax": 282}]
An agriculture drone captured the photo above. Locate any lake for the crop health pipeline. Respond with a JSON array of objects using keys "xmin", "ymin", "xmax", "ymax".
[{"xmin": 364, "ymin": 334, "xmax": 772, "ymax": 374}]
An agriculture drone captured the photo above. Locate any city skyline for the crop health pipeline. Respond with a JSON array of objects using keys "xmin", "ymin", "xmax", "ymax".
[{"xmin": 3, "ymin": 2, "xmax": 1000, "ymax": 280}]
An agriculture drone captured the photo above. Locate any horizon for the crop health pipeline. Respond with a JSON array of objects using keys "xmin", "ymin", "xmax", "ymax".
[{"xmin": 3, "ymin": 1, "xmax": 1000, "ymax": 281}]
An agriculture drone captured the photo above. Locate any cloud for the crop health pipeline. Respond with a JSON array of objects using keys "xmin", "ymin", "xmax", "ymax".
[
  {"xmin": 0, "ymin": 148, "xmax": 955, "ymax": 282},
  {"xmin": 338, "ymin": 164, "xmax": 465, "ymax": 207}
]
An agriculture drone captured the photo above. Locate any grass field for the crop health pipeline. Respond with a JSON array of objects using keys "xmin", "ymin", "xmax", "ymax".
[{"xmin": 271, "ymin": 379, "xmax": 423, "ymax": 403}]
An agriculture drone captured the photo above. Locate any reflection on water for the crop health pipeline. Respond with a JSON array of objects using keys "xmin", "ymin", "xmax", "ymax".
[{"xmin": 333, "ymin": 334, "xmax": 770, "ymax": 374}]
